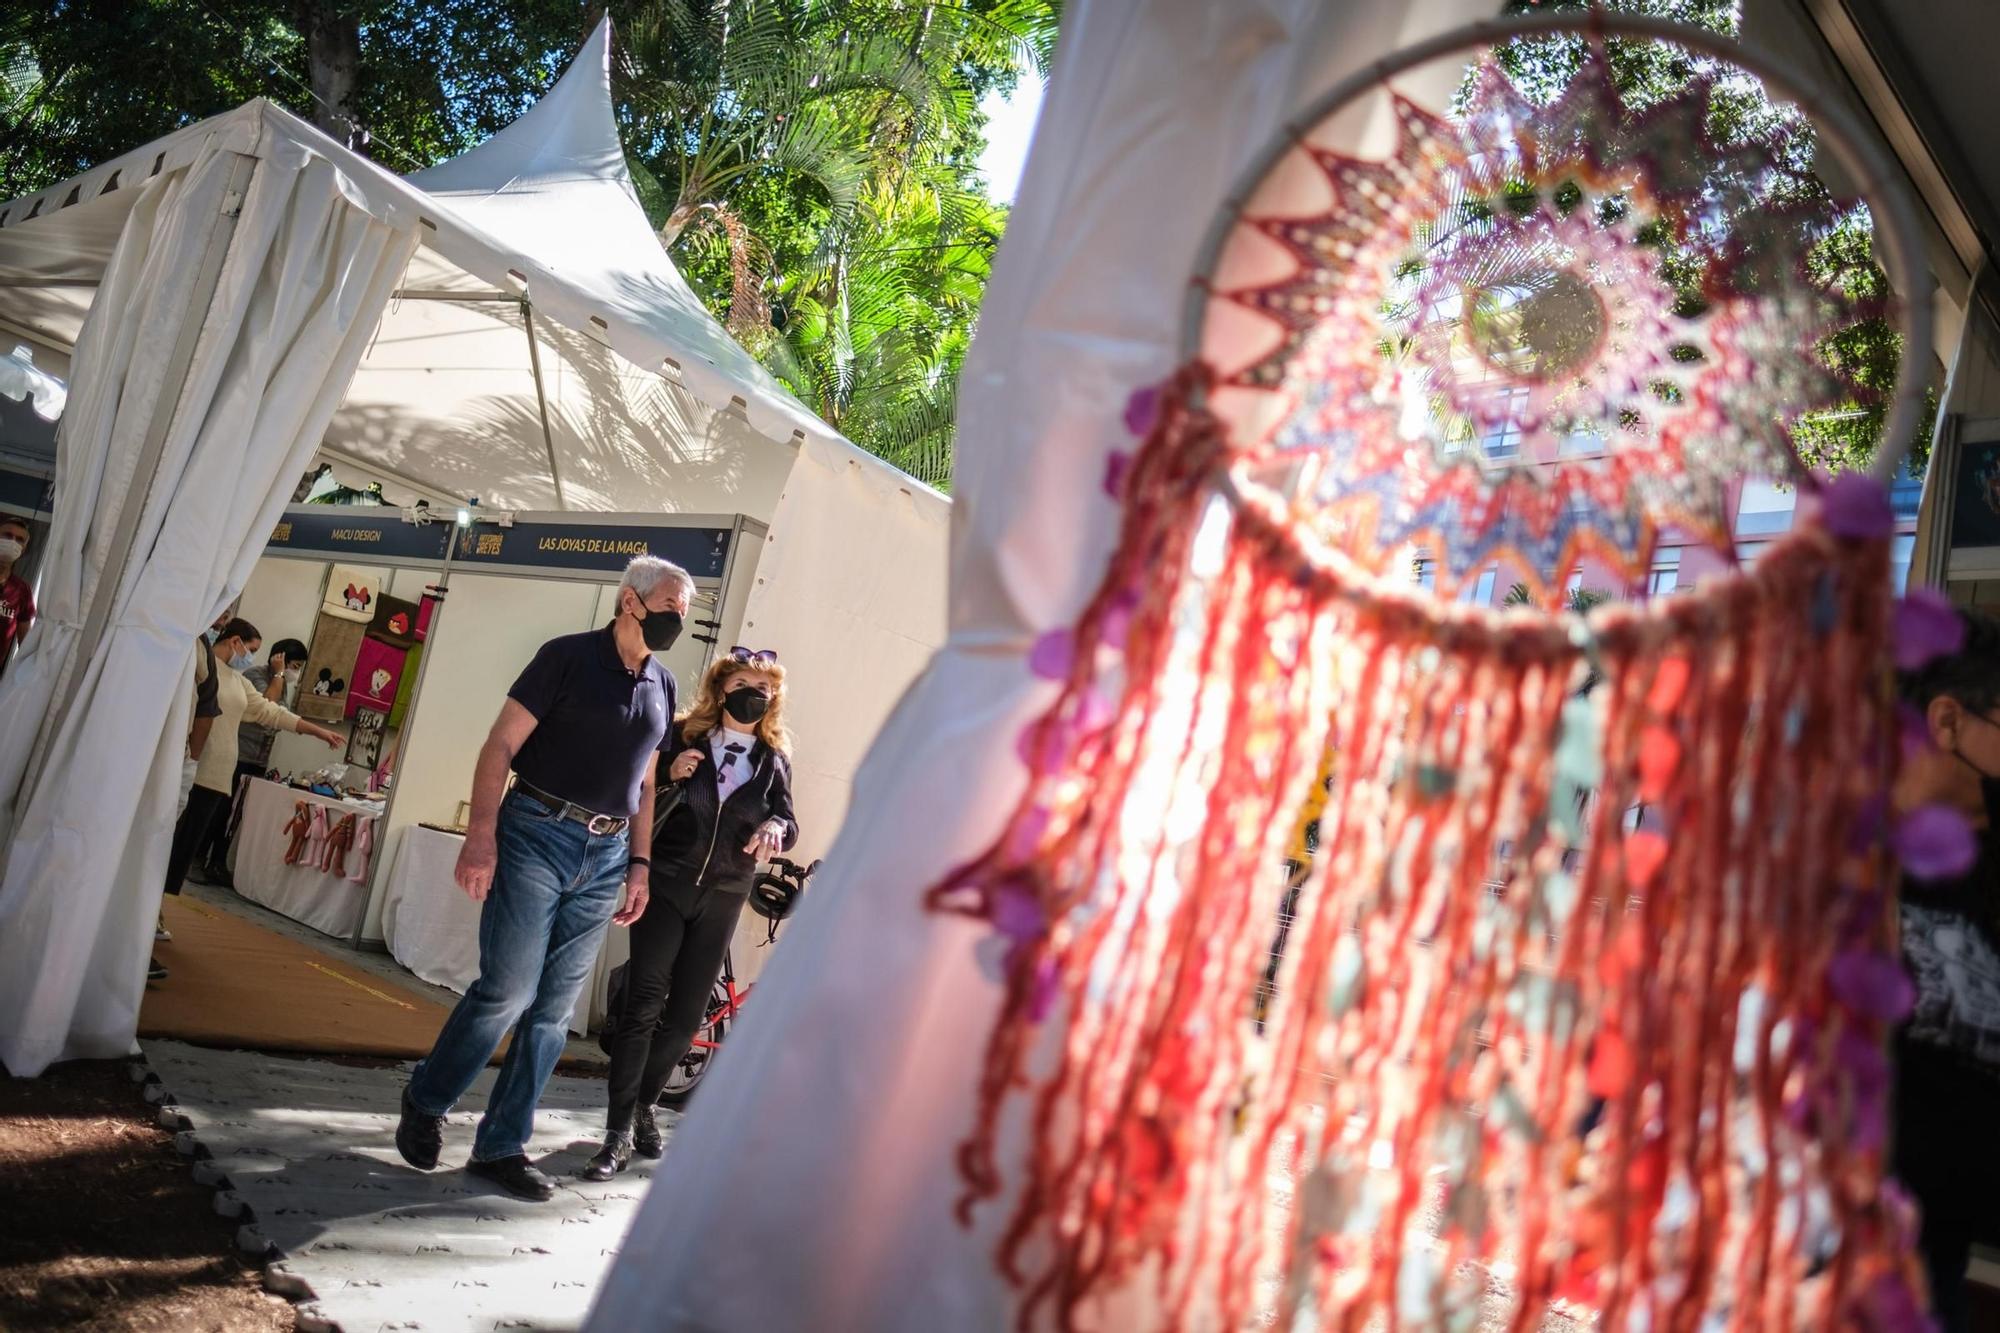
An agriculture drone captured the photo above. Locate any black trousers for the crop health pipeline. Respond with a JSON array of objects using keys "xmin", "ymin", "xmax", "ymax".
[
  {"xmin": 603, "ymin": 872, "xmax": 746, "ymax": 1134},
  {"xmin": 1893, "ymin": 1050, "xmax": 2000, "ymax": 1333},
  {"xmin": 191, "ymin": 762, "xmax": 260, "ymax": 873},
  {"xmin": 164, "ymin": 786, "xmax": 231, "ymax": 897}
]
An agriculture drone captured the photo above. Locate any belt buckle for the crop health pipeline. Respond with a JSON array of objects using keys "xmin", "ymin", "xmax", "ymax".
[{"xmin": 586, "ymin": 813, "xmax": 620, "ymax": 836}]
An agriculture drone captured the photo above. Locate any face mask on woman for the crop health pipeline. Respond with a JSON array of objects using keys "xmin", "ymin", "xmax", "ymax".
[
  {"xmin": 230, "ymin": 651, "xmax": 256, "ymax": 673},
  {"xmin": 724, "ymin": 686, "xmax": 770, "ymax": 725},
  {"xmin": 0, "ymin": 538, "xmax": 24, "ymax": 564}
]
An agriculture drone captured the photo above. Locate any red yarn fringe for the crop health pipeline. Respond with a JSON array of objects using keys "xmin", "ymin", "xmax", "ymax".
[{"xmin": 927, "ymin": 367, "xmax": 1921, "ymax": 1331}]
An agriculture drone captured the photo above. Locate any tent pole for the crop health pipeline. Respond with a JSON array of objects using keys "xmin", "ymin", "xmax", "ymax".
[
  {"xmin": 521, "ymin": 303, "xmax": 567, "ymax": 510},
  {"xmin": 16, "ymin": 152, "xmax": 258, "ymax": 812},
  {"xmin": 349, "ymin": 524, "xmax": 457, "ymax": 948}
]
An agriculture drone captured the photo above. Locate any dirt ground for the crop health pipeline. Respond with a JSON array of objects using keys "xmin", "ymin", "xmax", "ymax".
[{"xmin": 0, "ymin": 1058, "xmax": 292, "ymax": 1333}]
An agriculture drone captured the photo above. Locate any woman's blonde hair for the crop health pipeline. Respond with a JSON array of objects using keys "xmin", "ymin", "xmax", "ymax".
[{"xmin": 678, "ymin": 655, "xmax": 791, "ymax": 755}]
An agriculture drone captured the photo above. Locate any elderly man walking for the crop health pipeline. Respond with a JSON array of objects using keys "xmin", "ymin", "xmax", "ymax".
[{"xmin": 396, "ymin": 554, "xmax": 693, "ymax": 1201}]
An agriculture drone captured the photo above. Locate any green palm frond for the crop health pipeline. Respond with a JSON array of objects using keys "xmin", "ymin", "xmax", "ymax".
[{"xmin": 615, "ymin": 0, "xmax": 1048, "ymax": 487}]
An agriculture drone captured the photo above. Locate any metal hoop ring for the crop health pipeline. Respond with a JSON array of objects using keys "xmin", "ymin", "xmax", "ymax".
[{"xmin": 1178, "ymin": 10, "xmax": 1932, "ymax": 485}]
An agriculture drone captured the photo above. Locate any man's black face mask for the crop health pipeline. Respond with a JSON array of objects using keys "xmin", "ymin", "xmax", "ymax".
[{"xmin": 638, "ymin": 605, "xmax": 682, "ymax": 653}]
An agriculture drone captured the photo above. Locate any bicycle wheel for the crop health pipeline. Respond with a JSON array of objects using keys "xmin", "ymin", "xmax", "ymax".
[{"xmin": 657, "ymin": 980, "xmax": 730, "ymax": 1108}]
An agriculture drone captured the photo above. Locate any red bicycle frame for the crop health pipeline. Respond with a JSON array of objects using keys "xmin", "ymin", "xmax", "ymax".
[{"xmin": 687, "ymin": 976, "xmax": 750, "ymax": 1051}]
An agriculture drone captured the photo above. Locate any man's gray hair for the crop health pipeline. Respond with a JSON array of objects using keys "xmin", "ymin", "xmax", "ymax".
[{"xmin": 620, "ymin": 554, "xmax": 694, "ymax": 607}]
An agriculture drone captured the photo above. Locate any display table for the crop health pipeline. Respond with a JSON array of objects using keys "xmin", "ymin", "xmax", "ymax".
[
  {"xmin": 230, "ymin": 778, "xmax": 383, "ymax": 939},
  {"xmin": 379, "ymin": 823, "xmax": 615, "ymax": 1037}
]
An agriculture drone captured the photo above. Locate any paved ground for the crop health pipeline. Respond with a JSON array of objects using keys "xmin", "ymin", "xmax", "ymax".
[{"xmin": 143, "ymin": 1039, "xmax": 657, "ymax": 1333}]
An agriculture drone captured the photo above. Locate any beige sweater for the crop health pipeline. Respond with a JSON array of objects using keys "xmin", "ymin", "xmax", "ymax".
[{"xmin": 195, "ymin": 662, "xmax": 309, "ymax": 794}]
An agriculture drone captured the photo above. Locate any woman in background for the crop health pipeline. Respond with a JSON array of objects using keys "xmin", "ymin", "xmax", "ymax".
[
  {"xmin": 154, "ymin": 619, "xmax": 338, "ymax": 979},
  {"xmin": 193, "ymin": 635, "xmax": 307, "ymax": 886},
  {"xmin": 584, "ymin": 649, "xmax": 799, "ymax": 1180}
]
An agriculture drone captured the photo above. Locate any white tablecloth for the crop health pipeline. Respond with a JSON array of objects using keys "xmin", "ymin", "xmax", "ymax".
[
  {"xmin": 230, "ymin": 778, "xmax": 382, "ymax": 939},
  {"xmin": 379, "ymin": 824, "xmax": 621, "ymax": 1038}
]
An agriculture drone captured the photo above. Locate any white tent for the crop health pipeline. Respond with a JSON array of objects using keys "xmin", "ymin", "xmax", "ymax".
[
  {"xmin": 585, "ymin": 0, "xmax": 1492, "ymax": 1329},
  {"xmin": 0, "ymin": 20, "xmax": 948, "ymax": 1077}
]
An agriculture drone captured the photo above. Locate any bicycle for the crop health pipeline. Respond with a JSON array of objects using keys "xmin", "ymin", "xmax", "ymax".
[{"xmin": 599, "ymin": 856, "xmax": 819, "ymax": 1108}]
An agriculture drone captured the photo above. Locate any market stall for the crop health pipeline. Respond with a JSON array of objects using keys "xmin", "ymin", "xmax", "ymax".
[
  {"xmin": 229, "ymin": 778, "xmax": 381, "ymax": 940},
  {"xmin": 230, "ymin": 501, "xmax": 765, "ymax": 1030},
  {"xmin": 0, "ymin": 18, "xmax": 949, "ymax": 1075}
]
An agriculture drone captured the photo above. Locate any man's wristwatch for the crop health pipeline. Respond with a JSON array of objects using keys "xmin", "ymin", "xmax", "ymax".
[{"xmin": 628, "ymin": 855, "xmax": 651, "ymax": 872}]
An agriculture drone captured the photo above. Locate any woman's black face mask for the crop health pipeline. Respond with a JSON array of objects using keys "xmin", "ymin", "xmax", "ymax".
[{"xmin": 724, "ymin": 686, "xmax": 770, "ymax": 725}]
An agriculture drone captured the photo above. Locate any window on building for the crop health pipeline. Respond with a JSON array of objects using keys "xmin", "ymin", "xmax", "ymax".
[
  {"xmin": 1479, "ymin": 386, "xmax": 1529, "ymax": 461},
  {"xmin": 1735, "ymin": 479, "xmax": 1797, "ymax": 537},
  {"xmin": 1648, "ymin": 546, "xmax": 1681, "ymax": 595},
  {"xmin": 1414, "ymin": 556, "xmax": 1436, "ymax": 590},
  {"xmin": 1460, "ymin": 566, "xmax": 1498, "ymax": 604},
  {"xmin": 1737, "ymin": 541, "xmax": 1772, "ymax": 569},
  {"xmin": 1891, "ymin": 532, "xmax": 1916, "ymax": 594},
  {"xmin": 1565, "ymin": 568, "xmax": 1584, "ymax": 596},
  {"xmin": 1890, "ymin": 460, "xmax": 1924, "ymax": 520},
  {"xmin": 1559, "ymin": 425, "xmax": 1605, "ymax": 457}
]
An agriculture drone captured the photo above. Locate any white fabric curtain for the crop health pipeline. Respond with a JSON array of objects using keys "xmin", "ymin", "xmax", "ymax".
[
  {"xmin": 587, "ymin": 1, "xmax": 1494, "ymax": 1329},
  {"xmin": 0, "ymin": 134, "xmax": 418, "ymax": 1076}
]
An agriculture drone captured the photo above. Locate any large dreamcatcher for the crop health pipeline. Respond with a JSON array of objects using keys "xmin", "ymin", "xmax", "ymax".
[
  {"xmin": 1225, "ymin": 50, "xmax": 1863, "ymax": 601},
  {"xmin": 927, "ymin": 10, "xmax": 1940, "ymax": 1333}
]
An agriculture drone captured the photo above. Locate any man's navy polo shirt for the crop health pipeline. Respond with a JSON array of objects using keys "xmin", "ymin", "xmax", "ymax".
[{"xmin": 507, "ymin": 625, "xmax": 675, "ymax": 818}]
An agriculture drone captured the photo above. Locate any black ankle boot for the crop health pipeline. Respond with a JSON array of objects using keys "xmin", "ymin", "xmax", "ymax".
[
  {"xmin": 582, "ymin": 1133, "xmax": 633, "ymax": 1182},
  {"xmin": 633, "ymin": 1105, "xmax": 663, "ymax": 1159}
]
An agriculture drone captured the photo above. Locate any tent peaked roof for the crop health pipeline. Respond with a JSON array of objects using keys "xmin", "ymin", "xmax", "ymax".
[
  {"xmin": 0, "ymin": 19, "xmax": 946, "ymax": 503},
  {"xmin": 406, "ymin": 19, "xmax": 660, "ymax": 278}
]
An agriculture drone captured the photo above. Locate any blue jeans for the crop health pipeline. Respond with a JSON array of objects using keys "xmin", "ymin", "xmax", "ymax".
[{"xmin": 408, "ymin": 790, "xmax": 628, "ymax": 1161}]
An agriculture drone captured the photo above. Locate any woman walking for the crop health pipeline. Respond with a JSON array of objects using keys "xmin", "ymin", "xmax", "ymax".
[{"xmin": 585, "ymin": 649, "xmax": 799, "ymax": 1179}]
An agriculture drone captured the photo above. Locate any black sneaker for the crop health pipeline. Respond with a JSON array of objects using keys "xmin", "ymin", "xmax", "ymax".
[
  {"xmin": 466, "ymin": 1154, "xmax": 556, "ymax": 1202},
  {"xmin": 395, "ymin": 1086, "xmax": 445, "ymax": 1171},
  {"xmin": 147, "ymin": 957, "xmax": 168, "ymax": 981},
  {"xmin": 581, "ymin": 1134, "xmax": 632, "ymax": 1182},
  {"xmin": 633, "ymin": 1104, "xmax": 663, "ymax": 1159}
]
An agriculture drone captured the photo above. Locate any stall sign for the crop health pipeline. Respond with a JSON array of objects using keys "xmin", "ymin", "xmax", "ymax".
[
  {"xmin": 452, "ymin": 520, "xmax": 733, "ymax": 580},
  {"xmin": 267, "ymin": 508, "xmax": 451, "ymax": 563}
]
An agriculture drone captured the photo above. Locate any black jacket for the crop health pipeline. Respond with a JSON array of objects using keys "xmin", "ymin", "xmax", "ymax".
[{"xmin": 649, "ymin": 720, "xmax": 799, "ymax": 891}]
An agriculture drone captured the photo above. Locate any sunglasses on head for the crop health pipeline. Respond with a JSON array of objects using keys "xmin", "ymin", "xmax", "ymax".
[{"xmin": 728, "ymin": 646, "xmax": 778, "ymax": 665}]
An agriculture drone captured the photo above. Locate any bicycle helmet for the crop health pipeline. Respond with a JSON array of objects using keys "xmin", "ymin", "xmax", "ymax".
[
  {"xmin": 749, "ymin": 871, "xmax": 800, "ymax": 924},
  {"xmin": 749, "ymin": 859, "xmax": 820, "ymax": 944}
]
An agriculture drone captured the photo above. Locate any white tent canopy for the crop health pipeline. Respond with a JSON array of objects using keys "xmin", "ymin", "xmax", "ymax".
[{"xmin": 0, "ymin": 19, "xmax": 947, "ymax": 1076}]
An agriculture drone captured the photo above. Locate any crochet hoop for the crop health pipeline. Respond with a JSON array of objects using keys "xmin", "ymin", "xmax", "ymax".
[{"xmin": 1180, "ymin": 10, "xmax": 1930, "ymax": 603}]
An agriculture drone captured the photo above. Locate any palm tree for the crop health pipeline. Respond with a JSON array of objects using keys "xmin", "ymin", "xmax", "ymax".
[
  {"xmin": 762, "ymin": 174, "xmax": 1002, "ymax": 488},
  {"xmin": 1503, "ymin": 581, "xmax": 1608, "ymax": 616},
  {"xmin": 612, "ymin": 1, "xmax": 1052, "ymax": 488}
]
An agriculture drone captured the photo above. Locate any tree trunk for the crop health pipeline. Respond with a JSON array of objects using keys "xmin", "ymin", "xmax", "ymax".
[{"xmin": 296, "ymin": 1, "xmax": 364, "ymax": 153}]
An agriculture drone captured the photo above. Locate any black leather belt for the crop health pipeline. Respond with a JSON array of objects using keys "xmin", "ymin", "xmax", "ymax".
[{"xmin": 512, "ymin": 780, "xmax": 629, "ymax": 836}]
